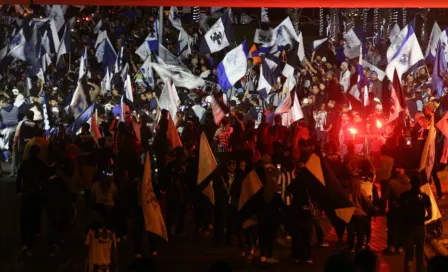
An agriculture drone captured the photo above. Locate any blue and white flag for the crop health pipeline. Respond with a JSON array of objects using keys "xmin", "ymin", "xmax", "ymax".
[
  {"xmin": 70, "ymin": 80, "xmax": 88, "ymax": 119},
  {"xmin": 48, "ymin": 19, "xmax": 60, "ymax": 54},
  {"xmin": 357, "ymin": 47, "xmax": 369, "ymax": 107},
  {"xmin": 258, "ymin": 17, "xmax": 298, "ymax": 54},
  {"xmin": 8, "ymin": 29, "xmax": 25, "ymax": 61},
  {"xmin": 169, "ymin": 7, "xmax": 183, "ymax": 31},
  {"xmin": 42, "ymin": 91, "xmax": 51, "ymax": 136},
  {"xmin": 362, "ymin": 60, "xmax": 386, "ymax": 81},
  {"xmin": 50, "ymin": 5, "xmax": 65, "ymax": 32},
  {"xmin": 102, "ymin": 38, "xmax": 117, "ymax": 72},
  {"xmin": 94, "ymin": 19, "xmax": 102, "ymax": 34},
  {"xmin": 158, "ymin": 44, "xmax": 185, "ymax": 68},
  {"xmin": 135, "ymin": 40, "xmax": 152, "ymax": 61},
  {"xmin": 79, "ymin": 47, "xmax": 88, "ymax": 80},
  {"xmin": 140, "ymin": 56, "xmax": 155, "ymax": 89},
  {"xmin": 385, "ymin": 26, "xmax": 424, "ymax": 81},
  {"xmin": 67, "ymin": 103, "xmax": 95, "ymax": 136},
  {"xmin": 387, "ymin": 23, "xmax": 411, "ymax": 62},
  {"xmin": 313, "ymin": 37, "xmax": 328, "ymax": 51},
  {"xmin": 254, "ymin": 28, "xmax": 274, "ymax": 45},
  {"xmin": 343, "ymin": 29, "xmax": 362, "ymax": 59},
  {"xmin": 178, "ymin": 28, "xmax": 192, "ymax": 60},
  {"xmin": 124, "ymin": 73, "xmax": 134, "ymax": 103},
  {"xmin": 115, "ymin": 46, "xmax": 124, "ymax": 74},
  {"xmin": 147, "ymin": 19, "xmax": 159, "ymax": 52},
  {"xmin": 389, "ymin": 23, "xmax": 401, "ymax": 43},
  {"xmin": 258, "ymin": 55, "xmax": 280, "ymax": 99},
  {"xmin": 200, "ymin": 9, "xmax": 234, "ymax": 54},
  {"xmin": 432, "ymin": 40, "xmax": 447, "ymax": 98},
  {"xmin": 95, "ymin": 30, "xmax": 108, "ymax": 50},
  {"xmin": 101, "ymin": 67, "xmax": 111, "ymax": 95},
  {"xmin": 261, "ymin": 8, "xmax": 269, "ymax": 23},
  {"xmin": 216, "ymin": 41, "xmax": 248, "ymax": 92},
  {"xmin": 425, "ymin": 21, "xmax": 442, "ymax": 63},
  {"xmin": 152, "ymin": 62, "xmax": 205, "ymax": 90},
  {"xmin": 56, "ymin": 21, "xmax": 72, "ymax": 64}
]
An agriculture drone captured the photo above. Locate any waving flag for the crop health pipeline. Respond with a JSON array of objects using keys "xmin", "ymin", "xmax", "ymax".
[
  {"xmin": 313, "ymin": 37, "xmax": 328, "ymax": 51},
  {"xmin": 169, "ymin": 7, "xmax": 183, "ymax": 31},
  {"xmin": 425, "ymin": 21, "xmax": 442, "ymax": 63},
  {"xmin": 238, "ymin": 170, "xmax": 263, "ymax": 211},
  {"xmin": 95, "ymin": 30, "xmax": 107, "ymax": 50},
  {"xmin": 167, "ymin": 115, "xmax": 182, "ymax": 149},
  {"xmin": 158, "ymin": 44, "xmax": 185, "ymax": 68},
  {"xmin": 432, "ymin": 40, "xmax": 448, "ymax": 98},
  {"xmin": 94, "ymin": 19, "xmax": 102, "ymax": 34},
  {"xmin": 8, "ymin": 29, "xmax": 25, "ymax": 61},
  {"xmin": 142, "ymin": 152, "xmax": 168, "ymax": 241},
  {"xmin": 90, "ymin": 110, "xmax": 102, "ymax": 146},
  {"xmin": 42, "ymin": 91, "xmax": 51, "ymax": 136},
  {"xmin": 124, "ymin": 73, "xmax": 134, "ymax": 103},
  {"xmin": 135, "ymin": 40, "xmax": 152, "ymax": 61},
  {"xmin": 216, "ymin": 41, "xmax": 248, "ymax": 92},
  {"xmin": 198, "ymin": 132, "xmax": 217, "ymax": 205},
  {"xmin": 254, "ymin": 28, "xmax": 274, "ymax": 46},
  {"xmin": 343, "ymin": 29, "xmax": 362, "ymax": 59},
  {"xmin": 258, "ymin": 54, "xmax": 281, "ymax": 99},
  {"xmin": 115, "ymin": 47, "xmax": 124, "ymax": 74},
  {"xmin": 101, "ymin": 67, "xmax": 111, "ymax": 95},
  {"xmin": 200, "ymin": 9, "xmax": 234, "ymax": 54},
  {"xmin": 419, "ymin": 116, "xmax": 442, "ymax": 224},
  {"xmin": 158, "ymin": 79, "xmax": 178, "ymax": 120},
  {"xmin": 140, "ymin": 56, "xmax": 155, "ymax": 89},
  {"xmin": 357, "ymin": 46, "xmax": 369, "ymax": 107},
  {"xmin": 50, "ymin": 5, "xmax": 64, "ymax": 32},
  {"xmin": 68, "ymin": 103, "xmax": 95, "ymax": 135},
  {"xmin": 362, "ymin": 60, "xmax": 386, "ymax": 81},
  {"xmin": 210, "ymin": 94, "xmax": 226, "ymax": 125},
  {"xmin": 389, "ymin": 23, "xmax": 401, "ymax": 42},
  {"xmin": 101, "ymin": 37, "xmax": 117, "ymax": 72},
  {"xmin": 151, "ymin": 62, "xmax": 204, "ymax": 90},
  {"xmin": 385, "ymin": 26, "xmax": 424, "ymax": 81},
  {"xmin": 56, "ymin": 21, "xmax": 72, "ymax": 65},
  {"xmin": 261, "ymin": 8, "xmax": 269, "ymax": 23},
  {"xmin": 387, "ymin": 70, "xmax": 405, "ymax": 123},
  {"xmin": 147, "ymin": 19, "xmax": 159, "ymax": 52},
  {"xmin": 78, "ymin": 47, "xmax": 88, "ymax": 80},
  {"xmin": 282, "ymin": 35, "xmax": 305, "ymax": 78},
  {"xmin": 178, "ymin": 28, "xmax": 192, "ymax": 60},
  {"xmin": 70, "ymin": 80, "xmax": 89, "ymax": 119}
]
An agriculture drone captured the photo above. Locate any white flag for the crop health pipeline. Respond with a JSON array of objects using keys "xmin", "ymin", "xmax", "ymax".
[
  {"xmin": 169, "ymin": 7, "xmax": 183, "ymax": 31},
  {"xmin": 50, "ymin": 5, "xmax": 65, "ymax": 31},
  {"xmin": 261, "ymin": 8, "xmax": 269, "ymax": 23},
  {"xmin": 426, "ymin": 22, "xmax": 442, "ymax": 59}
]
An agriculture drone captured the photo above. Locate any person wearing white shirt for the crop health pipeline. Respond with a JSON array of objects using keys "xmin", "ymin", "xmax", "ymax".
[
  {"xmin": 339, "ymin": 62, "xmax": 351, "ymax": 92},
  {"xmin": 192, "ymin": 97, "xmax": 206, "ymax": 121}
]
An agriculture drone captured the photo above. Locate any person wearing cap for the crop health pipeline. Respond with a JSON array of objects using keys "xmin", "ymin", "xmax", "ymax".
[
  {"xmin": 368, "ymin": 71, "xmax": 382, "ymax": 100},
  {"xmin": 339, "ymin": 62, "xmax": 351, "ymax": 93}
]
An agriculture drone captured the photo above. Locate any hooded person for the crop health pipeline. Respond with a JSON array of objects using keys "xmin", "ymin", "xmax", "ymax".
[
  {"xmin": 385, "ymin": 167, "xmax": 411, "ymax": 253},
  {"xmin": 0, "ymin": 96, "xmax": 20, "ymax": 128}
]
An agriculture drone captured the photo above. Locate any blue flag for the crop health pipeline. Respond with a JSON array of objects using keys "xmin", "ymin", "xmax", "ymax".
[
  {"xmin": 216, "ymin": 41, "xmax": 248, "ymax": 92},
  {"xmin": 432, "ymin": 40, "xmax": 447, "ymax": 98},
  {"xmin": 67, "ymin": 103, "xmax": 95, "ymax": 137},
  {"xmin": 103, "ymin": 38, "xmax": 117, "ymax": 73}
]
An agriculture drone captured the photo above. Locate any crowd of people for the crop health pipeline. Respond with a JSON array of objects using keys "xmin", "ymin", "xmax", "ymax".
[{"xmin": 1, "ymin": 5, "xmax": 448, "ymax": 272}]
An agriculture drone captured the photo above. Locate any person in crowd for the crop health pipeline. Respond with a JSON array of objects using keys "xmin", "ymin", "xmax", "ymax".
[
  {"xmin": 400, "ymin": 175, "xmax": 432, "ymax": 272},
  {"xmin": 214, "ymin": 117, "xmax": 233, "ymax": 163},
  {"xmin": 16, "ymin": 145, "xmax": 48, "ymax": 256}
]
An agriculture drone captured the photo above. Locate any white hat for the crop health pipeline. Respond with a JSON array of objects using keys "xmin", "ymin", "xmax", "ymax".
[
  {"xmin": 12, "ymin": 88, "xmax": 19, "ymax": 95},
  {"xmin": 302, "ymin": 98, "xmax": 309, "ymax": 104},
  {"xmin": 322, "ymin": 57, "xmax": 327, "ymax": 62},
  {"xmin": 375, "ymin": 104, "xmax": 383, "ymax": 110},
  {"xmin": 341, "ymin": 62, "xmax": 348, "ymax": 69},
  {"xmin": 373, "ymin": 97, "xmax": 381, "ymax": 103}
]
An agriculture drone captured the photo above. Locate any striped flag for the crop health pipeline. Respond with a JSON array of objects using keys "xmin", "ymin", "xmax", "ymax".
[{"xmin": 142, "ymin": 152, "xmax": 168, "ymax": 241}]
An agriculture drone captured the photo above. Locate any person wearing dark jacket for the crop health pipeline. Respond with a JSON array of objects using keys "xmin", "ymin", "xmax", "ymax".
[
  {"xmin": 16, "ymin": 145, "xmax": 48, "ymax": 255},
  {"xmin": 255, "ymin": 163, "xmax": 284, "ymax": 263},
  {"xmin": 400, "ymin": 176, "xmax": 432, "ymax": 272},
  {"xmin": 212, "ymin": 160, "xmax": 237, "ymax": 244},
  {"xmin": 288, "ymin": 159, "xmax": 316, "ymax": 264},
  {"xmin": 43, "ymin": 166, "xmax": 73, "ymax": 256}
]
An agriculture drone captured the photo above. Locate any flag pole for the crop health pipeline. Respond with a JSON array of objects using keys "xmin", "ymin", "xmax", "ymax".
[{"xmin": 158, "ymin": 6, "xmax": 164, "ymax": 56}]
